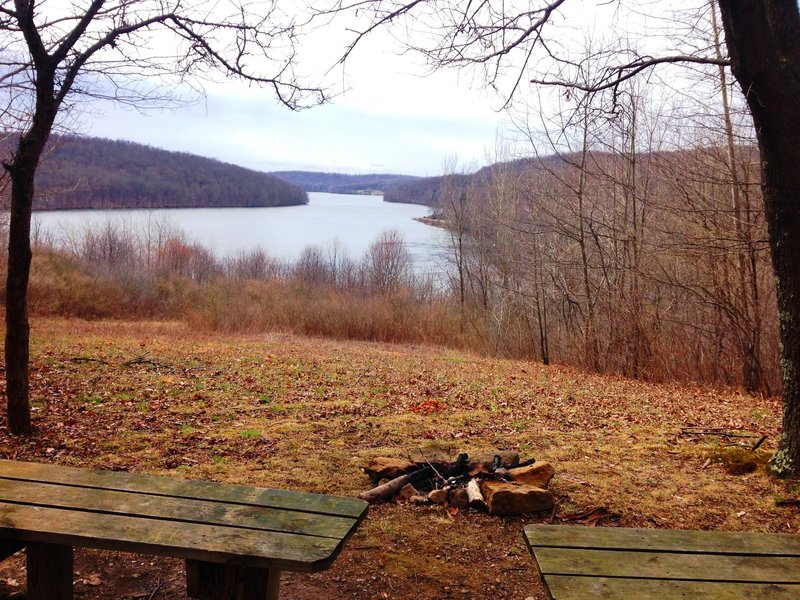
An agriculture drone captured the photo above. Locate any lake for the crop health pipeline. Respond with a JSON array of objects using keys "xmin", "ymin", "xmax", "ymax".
[{"xmin": 31, "ymin": 192, "xmax": 450, "ymax": 275}]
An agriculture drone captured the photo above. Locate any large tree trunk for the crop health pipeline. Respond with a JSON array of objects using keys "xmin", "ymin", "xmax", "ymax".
[
  {"xmin": 4, "ymin": 159, "xmax": 35, "ymax": 434},
  {"xmin": 717, "ymin": 0, "xmax": 800, "ymax": 475},
  {"xmin": 4, "ymin": 125, "xmax": 51, "ymax": 435},
  {"xmin": 4, "ymin": 69, "xmax": 57, "ymax": 435}
]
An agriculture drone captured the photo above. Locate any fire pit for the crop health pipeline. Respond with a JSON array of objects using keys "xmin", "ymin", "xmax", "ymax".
[{"xmin": 359, "ymin": 450, "xmax": 556, "ymax": 515}]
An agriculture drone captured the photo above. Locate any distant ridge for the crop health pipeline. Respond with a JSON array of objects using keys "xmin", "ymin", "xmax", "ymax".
[
  {"xmin": 383, "ymin": 158, "xmax": 560, "ymax": 207},
  {"xmin": 269, "ymin": 171, "xmax": 420, "ymax": 195},
  {"xmin": 383, "ymin": 175, "xmax": 449, "ymax": 206},
  {"xmin": 28, "ymin": 135, "xmax": 308, "ymax": 210}
]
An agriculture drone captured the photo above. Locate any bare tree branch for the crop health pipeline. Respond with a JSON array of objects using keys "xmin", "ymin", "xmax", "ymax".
[{"xmin": 531, "ymin": 54, "xmax": 730, "ymax": 94}]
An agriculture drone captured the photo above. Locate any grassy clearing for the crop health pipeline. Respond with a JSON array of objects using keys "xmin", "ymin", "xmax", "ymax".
[{"xmin": 0, "ymin": 318, "xmax": 797, "ymax": 599}]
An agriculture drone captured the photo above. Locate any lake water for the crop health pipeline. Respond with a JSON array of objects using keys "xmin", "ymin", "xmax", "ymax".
[{"xmin": 31, "ymin": 192, "xmax": 450, "ymax": 275}]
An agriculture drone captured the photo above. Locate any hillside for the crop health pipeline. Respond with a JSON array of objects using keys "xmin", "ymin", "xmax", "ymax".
[
  {"xmin": 269, "ymin": 170, "xmax": 419, "ymax": 194},
  {"xmin": 383, "ymin": 157, "xmax": 556, "ymax": 206},
  {"xmin": 383, "ymin": 174, "xmax": 448, "ymax": 206},
  {"xmin": 29, "ymin": 136, "xmax": 308, "ymax": 210},
  {"xmin": 0, "ymin": 318, "xmax": 787, "ymax": 599}
]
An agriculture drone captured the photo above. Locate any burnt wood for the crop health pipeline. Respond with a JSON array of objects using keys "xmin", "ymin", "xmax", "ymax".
[
  {"xmin": 359, "ymin": 465, "xmax": 434, "ymax": 503},
  {"xmin": 441, "ymin": 453, "xmax": 469, "ymax": 479}
]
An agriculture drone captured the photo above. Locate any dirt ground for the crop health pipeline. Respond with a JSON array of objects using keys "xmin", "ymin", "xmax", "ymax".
[{"xmin": 0, "ymin": 318, "xmax": 797, "ymax": 599}]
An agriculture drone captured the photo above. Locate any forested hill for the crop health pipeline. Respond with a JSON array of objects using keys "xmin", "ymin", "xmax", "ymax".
[
  {"xmin": 28, "ymin": 136, "xmax": 308, "ymax": 210},
  {"xmin": 382, "ymin": 156, "xmax": 565, "ymax": 206},
  {"xmin": 269, "ymin": 171, "xmax": 419, "ymax": 194},
  {"xmin": 383, "ymin": 175, "xmax": 449, "ymax": 206}
]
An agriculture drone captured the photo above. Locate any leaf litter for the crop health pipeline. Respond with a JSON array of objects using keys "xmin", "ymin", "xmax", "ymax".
[{"xmin": 0, "ymin": 318, "xmax": 796, "ymax": 599}]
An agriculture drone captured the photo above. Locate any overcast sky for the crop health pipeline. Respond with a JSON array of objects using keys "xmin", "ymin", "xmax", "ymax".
[
  {"xmin": 86, "ymin": 24, "xmax": 506, "ymax": 178},
  {"xmin": 78, "ymin": 1, "xmax": 714, "ymax": 178}
]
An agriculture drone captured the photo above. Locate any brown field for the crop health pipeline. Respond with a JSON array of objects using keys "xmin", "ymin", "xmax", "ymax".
[{"xmin": 0, "ymin": 318, "xmax": 797, "ymax": 599}]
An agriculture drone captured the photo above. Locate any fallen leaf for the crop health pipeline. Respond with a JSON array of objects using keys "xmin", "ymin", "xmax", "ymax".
[{"xmin": 79, "ymin": 574, "xmax": 102, "ymax": 586}]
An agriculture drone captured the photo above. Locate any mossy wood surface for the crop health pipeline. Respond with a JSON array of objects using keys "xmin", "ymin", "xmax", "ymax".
[
  {"xmin": 0, "ymin": 459, "xmax": 367, "ymax": 571},
  {"xmin": 0, "ymin": 459, "xmax": 363, "ymax": 516},
  {"xmin": 524, "ymin": 524, "xmax": 800, "ymax": 599},
  {"xmin": 542, "ymin": 576, "xmax": 800, "ymax": 599}
]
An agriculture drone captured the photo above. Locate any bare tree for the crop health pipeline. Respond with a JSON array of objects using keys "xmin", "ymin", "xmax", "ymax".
[
  {"xmin": 295, "ymin": 244, "xmax": 333, "ymax": 286},
  {"xmin": 362, "ymin": 229, "xmax": 411, "ymax": 294},
  {"xmin": 0, "ymin": 1, "xmax": 326, "ymax": 434}
]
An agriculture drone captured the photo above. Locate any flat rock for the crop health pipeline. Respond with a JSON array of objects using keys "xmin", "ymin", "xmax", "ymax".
[
  {"xmin": 428, "ymin": 488, "xmax": 450, "ymax": 505},
  {"xmin": 409, "ymin": 447, "xmax": 453, "ymax": 472},
  {"xmin": 398, "ymin": 483, "xmax": 421, "ymax": 500},
  {"xmin": 361, "ymin": 457, "xmax": 417, "ymax": 482},
  {"xmin": 507, "ymin": 462, "xmax": 555, "ymax": 488},
  {"xmin": 479, "ymin": 480, "xmax": 554, "ymax": 515}
]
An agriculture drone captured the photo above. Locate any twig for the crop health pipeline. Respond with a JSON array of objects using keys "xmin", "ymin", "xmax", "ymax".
[
  {"xmin": 416, "ymin": 448, "xmax": 444, "ymax": 482},
  {"xmin": 124, "ymin": 356, "xmax": 172, "ymax": 370},
  {"xmin": 353, "ymin": 368, "xmax": 371, "ymax": 385},
  {"xmin": 751, "ymin": 435, "xmax": 768, "ymax": 451},
  {"xmin": 70, "ymin": 356, "xmax": 109, "ymax": 365},
  {"xmin": 559, "ymin": 475, "xmax": 590, "ymax": 485},
  {"xmin": 680, "ymin": 427, "xmax": 753, "ymax": 439},
  {"xmin": 146, "ymin": 579, "xmax": 161, "ymax": 600},
  {"xmin": 775, "ymin": 498, "xmax": 800, "ymax": 507}
]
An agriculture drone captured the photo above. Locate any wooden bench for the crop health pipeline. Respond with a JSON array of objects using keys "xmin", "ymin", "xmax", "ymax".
[
  {"xmin": 524, "ymin": 524, "xmax": 800, "ymax": 599},
  {"xmin": 0, "ymin": 459, "xmax": 367, "ymax": 599}
]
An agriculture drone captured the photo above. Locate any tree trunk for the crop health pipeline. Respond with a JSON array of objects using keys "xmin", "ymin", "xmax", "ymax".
[
  {"xmin": 710, "ymin": 0, "xmax": 765, "ymax": 394},
  {"xmin": 717, "ymin": 0, "xmax": 800, "ymax": 475},
  {"xmin": 5, "ymin": 147, "xmax": 40, "ymax": 434},
  {"xmin": 4, "ymin": 76, "xmax": 57, "ymax": 435}
]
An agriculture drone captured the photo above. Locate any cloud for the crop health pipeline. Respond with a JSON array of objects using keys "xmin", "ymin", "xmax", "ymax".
[
  {"xmin": 83, "ymin": 17, "xmax": 508, "ymax": 178},
  {"xmin": 88, "ymin": 74, "xmax": 504, "ymax": 176}
]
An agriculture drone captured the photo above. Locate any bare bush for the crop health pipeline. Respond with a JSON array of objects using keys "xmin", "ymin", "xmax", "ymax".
[{"xmin": 362, "ymin": 229, "xmax": 412, "ymax": 294}]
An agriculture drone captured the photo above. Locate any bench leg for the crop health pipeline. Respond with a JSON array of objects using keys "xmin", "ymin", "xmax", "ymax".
[
  {"xmin": 0, "ymin": 539, "xmax": 24, "ymax": 561},
  {"xmin": 27, "ymin": 542, "xmax": 73, "ymax": 600},
  {"xmin": 186, "ymin": 559, "xmax": 280, "ymax": 600}
]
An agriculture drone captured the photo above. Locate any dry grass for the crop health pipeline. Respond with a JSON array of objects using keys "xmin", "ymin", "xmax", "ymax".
[{"xmin": 0, "ymin": 318, "xmax": 797, "ymax": 599}]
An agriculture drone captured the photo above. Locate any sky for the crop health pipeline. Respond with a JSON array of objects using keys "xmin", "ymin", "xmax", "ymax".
[
  {"xmin": 85, "ymin": 24, "xmax": 506, "ymax": 178},
  {"xmin": 71, "ymin": 1, "xmax": 712, "ymax": 178}
]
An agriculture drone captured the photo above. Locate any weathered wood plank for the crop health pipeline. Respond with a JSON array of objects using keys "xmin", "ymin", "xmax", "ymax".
[
  {"xmin": 0, "ymin": 502, "xmax": 343, "ymax": 571},
  {"xmin": 0, "ymin": 460, "xmax": 366, "ymax": 519},
  {"xmin": 544, "ymin": 575, "xmax": 800, "ymax": 599},
  {"xmin": 534, "ymin": 548, "xmax": 800, "ymax": 583},
  {"xmin": 524, "ymin": 525, "xmax": 800, "ymax": 556},
  {"xmin": 186, "ymin": 560, "xmax": 280, "ymax": 600},
  {"xmin": 27, "ymin": 542, "xmax": 72, "ymax": 600},
  {"xmin": 0, "ymin": 479, "xmax": 354, "ymax": 540}
]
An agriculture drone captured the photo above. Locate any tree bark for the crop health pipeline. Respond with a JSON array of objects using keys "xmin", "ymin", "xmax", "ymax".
[
  {"xmin": 717, "ymin": 0, "xmax": 800, "ymax": 475},
  {"xmin": 5, "ymin": 158, "xmax": 35, "ymax": 434},
  {"xmin": 6, "ymin": 137, "xmax": 53, "ymax": 434}
]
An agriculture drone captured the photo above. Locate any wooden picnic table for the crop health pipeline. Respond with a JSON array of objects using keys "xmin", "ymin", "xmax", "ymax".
[
  {"xmin": 0, "ymin": 459, "xmax": 368, "ymax": 599},
  {"xmin": 524, "ymin": 524, "xmax": 800, "ymax": 599}
]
